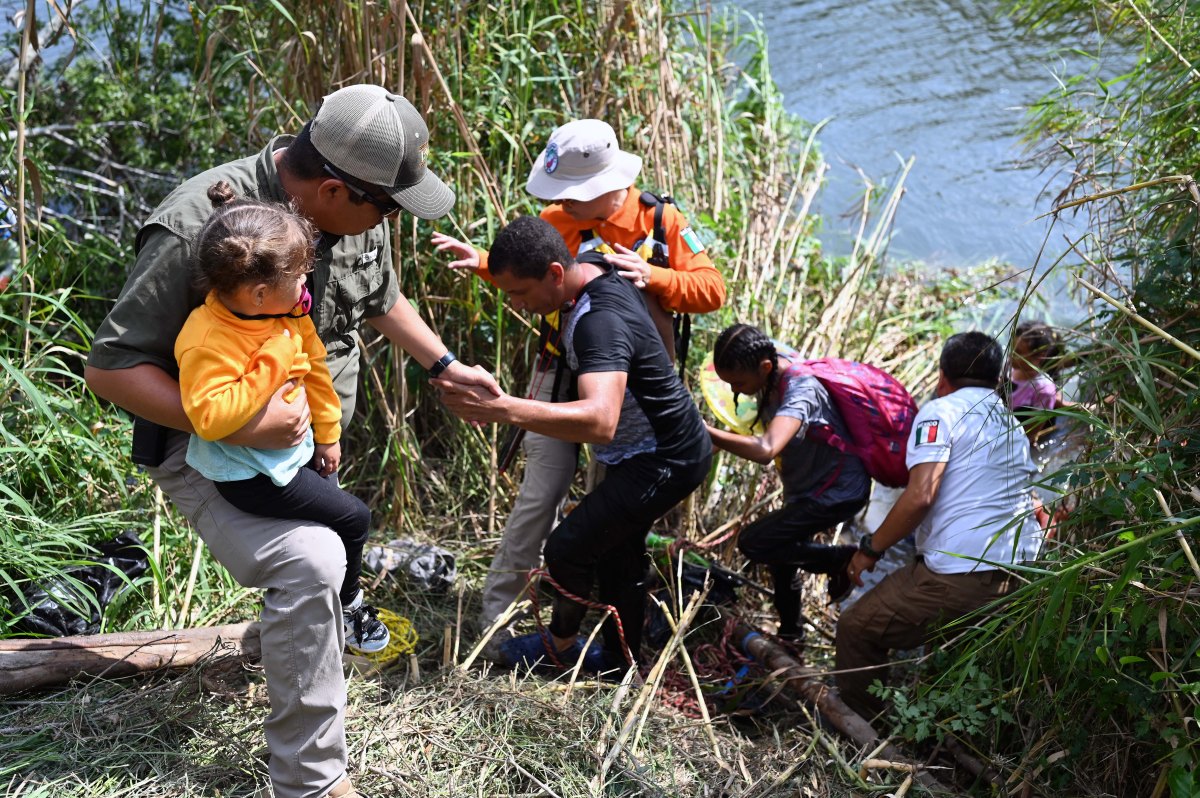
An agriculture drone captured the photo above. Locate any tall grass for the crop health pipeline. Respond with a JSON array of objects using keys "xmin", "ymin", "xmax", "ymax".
[{"xmin": 0, "ymin": 1, "xmax": 1095, "ymax": 796}]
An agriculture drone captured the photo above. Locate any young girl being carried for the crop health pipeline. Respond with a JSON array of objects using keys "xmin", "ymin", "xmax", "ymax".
[
  {"xmin": 175, "ymin": 181, "xmax": 388, "ymax": 654},
  {"xmin": 707, "ymin": 324, "xmax": 870, "ymax": 643}
]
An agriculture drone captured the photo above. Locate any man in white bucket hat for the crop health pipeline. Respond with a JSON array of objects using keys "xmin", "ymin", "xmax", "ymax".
[{"xmin": 431, "ymin": 118, "xmax": 724, "ymax": 652}]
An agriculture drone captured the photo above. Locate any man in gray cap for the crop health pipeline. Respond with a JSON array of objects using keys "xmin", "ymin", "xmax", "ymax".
[{"xmin": 86, "ymin": 84, "xmax": 493, "ymax": 798}]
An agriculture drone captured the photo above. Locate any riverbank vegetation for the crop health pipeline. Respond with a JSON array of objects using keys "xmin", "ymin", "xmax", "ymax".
[
  {"xmin": 882, "ymin": 2, "xmax": 1199, "ymax": 794},
  {"xmin": 0, "ymin": 0, "xmax": 1193, "ymax": 796}
]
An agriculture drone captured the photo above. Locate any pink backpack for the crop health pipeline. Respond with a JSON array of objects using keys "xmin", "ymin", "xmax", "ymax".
[{"xmin": 779, "ymin": 358, "xmax": 917, "ymax": 488}]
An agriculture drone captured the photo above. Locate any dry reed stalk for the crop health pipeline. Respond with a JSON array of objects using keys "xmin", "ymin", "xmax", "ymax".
[
  {"xmin": 403, "ymin": 6, "xmax": 505, "ymax": 220},
  {"xmin": 1076, "ymin": 275, "xmax": 1200, "ymax": 362},
  {"xmin": 459, "ymin": 598, "xmax": 531, "ymax": 671},
  {"xmin": 174, "ymin": 533, "xmax": 205, "ymax": 630},
  {"xmin": 649, "ymin": 591, "xmax": 726, "ymax": 768},
  {"xmin": 564, "ymin": 611, "xmax": 613, "ymax": 702},
  {"xmin": 16, "ymin": 0, "xmax": 34, "ymax": 360},
  {"xmin": 599, "ymin": 585, "xmax": 708, "ymax": 780}
]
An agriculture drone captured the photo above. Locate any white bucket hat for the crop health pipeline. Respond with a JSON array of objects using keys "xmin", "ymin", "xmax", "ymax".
[{"xmin": 525, "ymin": 119, "xmax": 642, "ymax": 202}]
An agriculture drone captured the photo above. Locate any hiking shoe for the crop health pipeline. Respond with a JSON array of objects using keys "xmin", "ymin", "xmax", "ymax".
[
  {"xmin": 499, "ymin": 629, "xmax": 609, "ymax": 673},
  {"xmin": 343, "ymin": 599, "xmax": 390, "ymax": 654},
  {"xmin": 826, "ymin": 546, "xmax": 858, "ymax": 604},
  {"xmin": 326, "ymin": 778, "xmax": 362, "ymax": 798}
]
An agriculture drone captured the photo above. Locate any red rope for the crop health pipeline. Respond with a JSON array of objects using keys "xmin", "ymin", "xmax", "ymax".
[
  {"xmin": 655, "ymin": 615, "xmax": 760, "ymax": 717},
  {"xmin": 525, "ymin": 567, "xmax": 635, "ymax": 667}
]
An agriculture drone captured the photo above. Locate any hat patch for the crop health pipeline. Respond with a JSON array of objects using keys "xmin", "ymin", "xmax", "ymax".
[
  {"xmin": 544, "ymin": 142, "xmax": 559, "ymax": 174},
  {"xmin": 419, "ymin": 143, "xmax": 429, "ymax": 166}
]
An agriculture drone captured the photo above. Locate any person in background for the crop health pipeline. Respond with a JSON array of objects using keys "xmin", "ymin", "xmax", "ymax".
[
  {"xmin": 86, "ymin": 84, "xmax": 497, "ymax": 798},
  {"xmin": 706, "ymin": 323, "xmax": 868, "ymax": 643},
  {"xmin": 835, "ymin": 331, "xmax": 1043, "ymax": 719},
  {"xmin": 1005, "ymin": 320, "xmax": 1061, "ymax": 445},
  {"xmin": 431, "ymin": 119, "xmax": 724, "ymax": 643}
]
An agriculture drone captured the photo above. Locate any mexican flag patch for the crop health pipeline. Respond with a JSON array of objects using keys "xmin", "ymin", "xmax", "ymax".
[
  {"xmin": 915, "ymin": 419, "xmax": 941, "ymax": 446},
  {"xmin": 681, "ymin": 226, "xmax": 705, "ymax": 254}
]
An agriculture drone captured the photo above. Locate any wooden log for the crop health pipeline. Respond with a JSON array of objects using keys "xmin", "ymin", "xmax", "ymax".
[
  {"xmin": 735, "ymin": 623, "xmax": 948, "ymax": 793},
  {"xmin": 0, "ymin": 622, "xmax": 260, "ymax": 695}
]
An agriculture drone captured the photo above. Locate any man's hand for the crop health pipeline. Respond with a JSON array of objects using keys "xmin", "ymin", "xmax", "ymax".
[
  {"xmin": 438, "ymin": 360, "xmax": 502, "ymax": 397},
  {"xmin": 431, "ymin": 232, "xmax": 481, "ymax": 271},
  {"xmin": 605, "ymin": 243, "xmax": 651, "ymax": 288},
  {"xmin": 847, "ymin": 551, "xmax": 879, "ymax": 588},
  {"xmin": 435, "ymin": 374, "xmax": 513, "ymax": 425},
  {"xmin": 221, "ymin": 380, "xmax": 311, "ymax": 449},
  {"xmin": 313, "ymin": 441, "xmax": 341, "ymax": 477}
]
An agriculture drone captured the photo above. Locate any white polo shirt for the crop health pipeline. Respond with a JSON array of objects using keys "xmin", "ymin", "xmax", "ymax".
[{"xmin": 908, "ymin": 387, "xmax": 1043, "ymax": 574}]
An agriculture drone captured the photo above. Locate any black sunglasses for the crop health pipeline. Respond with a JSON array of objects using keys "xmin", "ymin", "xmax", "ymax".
[{"xmin": 322, "ymin": 164, "xmax": 402, "ymax": 217}]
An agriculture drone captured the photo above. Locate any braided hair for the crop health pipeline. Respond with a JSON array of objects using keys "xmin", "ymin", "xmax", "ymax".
[
  {"xmin": 713, "ymin": 323, "xmax": 779, "ymax": 428},
  {"xmin": 192, "ymin": 181, "xmax": 315, "ymax": 296}
]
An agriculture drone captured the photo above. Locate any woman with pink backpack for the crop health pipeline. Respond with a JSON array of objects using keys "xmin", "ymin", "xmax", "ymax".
[{"xmin": 707, "ymin": 323, "xmax": 916, "ymax": 643}]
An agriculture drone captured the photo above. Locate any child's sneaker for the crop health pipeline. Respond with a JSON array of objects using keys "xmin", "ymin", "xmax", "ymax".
[{"xmin": 342, "ymin": 593, "xmax": 390, "ymax": 654}]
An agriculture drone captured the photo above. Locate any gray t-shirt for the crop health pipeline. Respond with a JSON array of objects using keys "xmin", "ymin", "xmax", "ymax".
[
  {"xmin": 765, "ymin": 370, "xmax": 871, "ymax": 506},
  {"xmin": 87, "ymin": 136, "xmax": 398, "ymax": 422}
]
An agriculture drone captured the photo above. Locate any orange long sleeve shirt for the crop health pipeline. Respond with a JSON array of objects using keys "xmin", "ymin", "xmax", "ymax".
[
  {"xmin": 175, "ymin": 292, "xmax": 341, "ymax": 444},
  {"xmin": 476, "ymin": 186, "xmax": 725, "ymax": 314}
]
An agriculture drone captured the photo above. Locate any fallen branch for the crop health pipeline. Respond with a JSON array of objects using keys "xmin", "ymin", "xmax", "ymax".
[
  {"xmin": 735, "ymin": 623, "xmax": 949, "ymax": 793},
  {"xmin": 0, "ymin": 622, "xmax": 260, "ymax": 695}
]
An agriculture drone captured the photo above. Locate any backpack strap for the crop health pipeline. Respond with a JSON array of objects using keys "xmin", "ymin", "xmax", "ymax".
[
  {"xmin": 776, "ymin": 361, "xmax": 855, "ymax": 456},
  {"xmin": 774, "ymin": 361, "xmax": 851, "ymax": 498},
  {"xmin": 638, "ymin": 190, "xmax": 674, "ymax": 266},
  {"xmin": 640, "ymin": 191, "xmax": 692, "ymax": 378}
]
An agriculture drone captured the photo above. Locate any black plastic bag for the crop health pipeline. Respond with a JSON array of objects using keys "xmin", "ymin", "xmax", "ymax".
[{"xmin": 12, "ymin": 530, "xmax": 150, "ymax": 637}]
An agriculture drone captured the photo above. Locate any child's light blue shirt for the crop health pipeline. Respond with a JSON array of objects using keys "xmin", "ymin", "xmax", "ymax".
[{"xmin": 186, "ymin": 427, "xmax": 314, "ymax": 487}]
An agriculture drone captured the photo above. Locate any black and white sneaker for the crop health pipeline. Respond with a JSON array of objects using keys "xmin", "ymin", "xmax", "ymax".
[{"xmin": 342, "ymin": 594, "xmax": 390, "ymax": 654}]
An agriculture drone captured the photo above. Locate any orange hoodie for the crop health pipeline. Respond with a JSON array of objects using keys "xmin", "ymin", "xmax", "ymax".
[
  {"xmin": 476, "ymin": 186, "xmax": 725, "ymax": 314},
  {"xmin": 175, "ymin": 292, "xmax": 341, "ymax": 444}
]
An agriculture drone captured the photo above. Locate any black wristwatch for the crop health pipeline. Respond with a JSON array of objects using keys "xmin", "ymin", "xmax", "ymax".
[
  {"xmin": 428, "ymin": 351, "xmax": 457, "ymax": 378},
  {"xmin": 859, "ymin": 533, "xmax": 885, "ymax": 560}
]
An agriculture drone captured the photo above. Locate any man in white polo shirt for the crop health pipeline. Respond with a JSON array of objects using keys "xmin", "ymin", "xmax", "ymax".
[{"xmin": 834, "ymin": 331, "xmax": 1043, "ymax": 719}]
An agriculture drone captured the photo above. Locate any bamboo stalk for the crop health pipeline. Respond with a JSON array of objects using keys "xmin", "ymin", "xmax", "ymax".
[
  {"xmin": 16, "ymin": 0, "xmax": 34, "ymax": 361},
  {"xmin": 1075, "ymin": 276, "xmax": 1200, "ymax": 362}
]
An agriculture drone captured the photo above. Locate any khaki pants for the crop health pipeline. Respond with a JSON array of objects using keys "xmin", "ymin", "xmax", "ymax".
[
  {"xmin": 149, "ymin": 432, "xmax": 348, "ymax": 798},
  {"xmin": 479, "ymin": 368, "xmax": 577, "ymax": 627},
  {"xmin": 834, "ymin": 559, "xmax": 1017, "ymax": 719}
]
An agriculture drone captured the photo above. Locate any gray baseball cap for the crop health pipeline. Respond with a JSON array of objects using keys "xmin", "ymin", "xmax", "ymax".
[{"xmin": 310, "ymin": 84, "xmax": 455, "ymax": 220}]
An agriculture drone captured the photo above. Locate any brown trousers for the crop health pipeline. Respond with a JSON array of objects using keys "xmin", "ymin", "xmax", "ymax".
[{"xmin": 835, "ymin": 559, "xmax": 1018, "ymax": 719}]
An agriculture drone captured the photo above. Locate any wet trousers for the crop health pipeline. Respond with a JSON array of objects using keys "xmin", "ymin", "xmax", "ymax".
[
  {"xmin": 738, "ymin": 495, "xmax": 866, "ymax": 635},
  {"xmin": 835, "ymin": 558, "xmax": 1018, "ymax": 719}
]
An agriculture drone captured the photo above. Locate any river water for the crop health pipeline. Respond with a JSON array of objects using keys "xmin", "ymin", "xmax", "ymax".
[{"xmin": 732, "ymin": 0, "xmax": 1099, "ymax": 276}]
